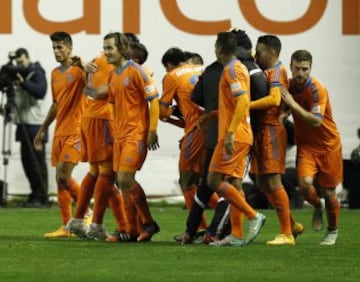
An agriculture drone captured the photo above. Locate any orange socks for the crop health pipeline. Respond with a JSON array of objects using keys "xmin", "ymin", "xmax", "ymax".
[
  {"xmin": 121, "ymin": 191, "xmax": 138, "ymax": 236},
  {"xmin": 57, "ymin": 188, "xmax": 72, "ymax": 225},
  {"xmin": 129, "ymin": 182, "xmax": 154, "ymax": 225},
  {"xmin": 218, "ymin": 181, "xmax": 257, "ymax": 219},
  {"xmin": 108, "ymin": 187, "xmax": 126, "ymax": 232},
  {"xmin": 326, "ymin": 197, "xmax": 340, "ymax": 230},
  {"xmin": 207, "ymin": 193, "xmax": 219, "ymax": 210},
  {"xmin": 74, "ymin": 173, "xmax": 96, "ymax": 218},
  {"xmin": 92, "ymin": 174, "xmax": 114, "ymax": 224},
  {"xmin": 266, "ymin": 187, "xmax": 292, "ymax": 235},
  {"xmin": 67, "ymin": 178, "xmax": 81, "ymax": 202},
  {"xmin": 230, "ymin": 190, "xmax": 244, "ymax": 238}
]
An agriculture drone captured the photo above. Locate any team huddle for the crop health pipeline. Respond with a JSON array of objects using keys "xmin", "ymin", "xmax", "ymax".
[{"xmin": 33, "ymin": 30, "xmax": 342, "ymax": 247}]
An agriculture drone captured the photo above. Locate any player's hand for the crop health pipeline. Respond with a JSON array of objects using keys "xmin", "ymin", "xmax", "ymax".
[
  {"xmin": 147, "ymin": 131, "xmax": 160, "ymax": 151},
  {"xmin": 84, "ymin": 62, "xmax": 98, "ymax": 73},
  {"xmin": 71, "ymin": 56, "xmax": 84, "ymax": 69},
  {"xmin": 34, "ymin": 130, "xmax": 44, "ymax": 151},
  {"xmin": 280, "ymin": 86, "xmax": 295, "ymax": 106},
  {"xmin": 224, "ymin": 132, "xmax": 234, "ymax": 155},
  {"xmin": 83, "ymin": 86, "xmax": 97, "ymax": 98}
]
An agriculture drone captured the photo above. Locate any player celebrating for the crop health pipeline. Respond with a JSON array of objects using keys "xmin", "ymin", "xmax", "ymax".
[{"xmin": 281, "ymin": 50, "xmax": 342, "ymax": 245}]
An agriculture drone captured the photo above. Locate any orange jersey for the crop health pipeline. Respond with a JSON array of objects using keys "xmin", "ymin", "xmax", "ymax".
[
  {"xmin": 108, "ymin": 60, "xmax": 159, "ymax": 141},
  {"xmin": 218, "ymin": 58, "xmax": 252, "ymax": 144},
  {"xmin": 83, "ymin": 52, "xmax": 114, "ymax": 120},
  {"xmin": 160, "ymin": 63, "xmax": 203, "ymax": 134},
  {"xmin": 289, "ymin": 77, "xmax": 341, "ymax": 153},
  {"xmin": 51, "ymin": 65, "xmax": 86, "ymax": 136},
  {"xmin": 257, "ymin": 62, "xmax": 288, "ymax": 125}
]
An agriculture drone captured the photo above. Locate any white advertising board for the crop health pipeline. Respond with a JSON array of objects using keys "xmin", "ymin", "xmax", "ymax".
[{"xmin": 0, "ymin": 0, "xmax": 359, "ymax": 196}]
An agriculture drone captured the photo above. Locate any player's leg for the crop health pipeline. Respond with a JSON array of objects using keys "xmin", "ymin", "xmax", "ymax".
[
  {"xmin": 317, "ymin": 148, "xmax": 342, "ymax": 245},
  {"xmin": 297, "ymin": 150, "xmax": 324, "ymax": 231},
  {"xmin": 208, "ymin": 142, "xmax": 265, "ymax": 246}
]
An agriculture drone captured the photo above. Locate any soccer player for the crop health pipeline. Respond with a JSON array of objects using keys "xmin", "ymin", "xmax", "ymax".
[
  {"xmin": 66, "ymin": 52, "xmax": 126, "ymax": 240},
  {"xmin": 177, "ymin": 29, "xmax": 270, "ymax": 245},
  {"xmin": 280, "ymin": 49, "xmax": 342, "ymax": 245},
  {"xmin": 207, "ymin": 32, "xmax": 266, "ymax": 247},
  {"xmin": 249, "ymin": 35, "xmax": 301, "ymax": 246},
  {"xmin": 103, "ymin": 32, "xmax": 160, "ymax": 242},
  {"xmin": 34, "ymin": 31, "xmax": 87, "ymax": 238},
  {"xmin": 159, "ymin": 47, "xmax": 213, "ymax": 234}
]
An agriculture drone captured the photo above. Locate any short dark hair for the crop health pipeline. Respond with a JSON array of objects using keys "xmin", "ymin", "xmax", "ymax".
[
  {"xmin": 230, "ymin": 29, "xmax": 252, "ymax": 50},
  {"xmin": 50, "ymin": 31, "xmax": 73, "ymax": 46},
  {"xmin": 103, "ymin": 32, "xmax": 131, "ymax": 59},
  {"xmin": 257, "ymin": 35, "xmax": 281, "ymax": 56},
  {"xmin": 184, "ymin": 51, "xmax": 203, "ymax": 65},
  {"xmin": 131, "ymin": 42, "xmax": 148, "ymax": 65},
  {"xmin": 124, "ymin": 33, "xmax": 140, "ymax": 44},
  {"xmin": 161, "ymin": 47, "xmax": 185, "ymax": 67},
  {"xmin": 216, "ymin": 32, "xmax": 237, "ymax": 55},
  {"xmin": 15, "ymin": 48, "xmax": 29, "ymax": 59},
  {"xmin": 291, "ymin": 50, "xmax": 313, "ymax": 66}
]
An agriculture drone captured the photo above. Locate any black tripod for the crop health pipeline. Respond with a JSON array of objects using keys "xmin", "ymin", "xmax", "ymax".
[
  {"xmin": 1, "ymin": 86, "xmax": 15, "ymax": 206},
  {"xmin": 0, "ymin": 84, "xmax": 48, "ymax": 207}
]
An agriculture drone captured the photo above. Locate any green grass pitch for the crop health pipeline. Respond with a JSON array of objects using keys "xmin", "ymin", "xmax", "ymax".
[{"xmin": 0, "ymin": 204, "xmax": 359, "ymax": 281}]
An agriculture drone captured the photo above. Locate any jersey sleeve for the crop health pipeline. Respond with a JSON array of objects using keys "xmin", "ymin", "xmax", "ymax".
[
  {"xmin": 160, "ymin": 74, "xmax": 177, "ymax": 107},
  {"xmin": 225, "ymin": 63, "xmax": 248, "ymax": 98},
  {"xmin": 310, "ymin": 85, "xmax": 328, "ymax": 118}
]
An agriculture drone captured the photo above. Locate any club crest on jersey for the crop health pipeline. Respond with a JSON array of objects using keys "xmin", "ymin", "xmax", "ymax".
[
  {"xmin": 189, "ymin": 74, "xmax": 200, "ymax": 85},
  {"xmin": 67, "ymin": 74, "xmax": 73, "ymax": 82},
  {"xmin": 123, "ymin": 77, "xmax": 130, "ymax": 86}
]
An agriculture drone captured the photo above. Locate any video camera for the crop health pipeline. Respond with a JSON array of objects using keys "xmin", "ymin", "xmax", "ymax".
[
  {"xmin": 0, "ymin": 52, "xmax": 29, "ymax": 122},
  {"xmin": 0, "ymin": 52, "xmax": 29, "ymax": 94}
]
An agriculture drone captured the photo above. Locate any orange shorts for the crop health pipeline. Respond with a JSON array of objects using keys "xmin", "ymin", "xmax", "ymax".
[
  {"xmin": 250, "ymin": 124, "xmax": 287, "ymax": 175},
  {"xmin": 209, "ymin": 140, "xmax": 251, "ymax": 179},
  {"xmin": 51, "ymin": 134, "xmax": 81, "ymax": 166},
  {"xmin": 113, "ymin": 139, "xmax": 147, "ymax": 172},
  {"xmin": 297, "ymin": 147, "xmax": 343, "ymax": 188},
  {"xmin": 179, "ymin": 127, "xmax": 205, "ymax": 173},
  {"xmin": 80, "ymin": 117, "xmax": 114, "ymax": 163}
]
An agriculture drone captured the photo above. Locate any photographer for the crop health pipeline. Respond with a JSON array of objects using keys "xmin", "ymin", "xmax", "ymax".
[{"xmin": 12, "ymin": 48, "xmax": 49, "ymax": 207}]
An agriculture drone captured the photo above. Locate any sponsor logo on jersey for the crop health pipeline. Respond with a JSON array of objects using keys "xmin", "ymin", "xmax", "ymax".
[
  {"xmin": 311, "ymin": 104, "xmax": 321, "ymax": 114},
  {"xmin": 144, "ymin": 84, "xmax": 155, "ymax": 94},
  {"xmin": 231, "ymin": 82, "xmax": 241, "ymax": 91}
]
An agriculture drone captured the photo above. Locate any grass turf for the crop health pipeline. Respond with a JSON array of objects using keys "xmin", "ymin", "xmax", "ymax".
[{"xmin": 0, "ymin": 204, "xmax": 359, "ymax": 282}]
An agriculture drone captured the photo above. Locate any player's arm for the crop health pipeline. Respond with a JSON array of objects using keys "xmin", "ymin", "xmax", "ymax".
[
  {"xmin": 191, "ymin": 73, "xmax": 204, "ymax": 107},
  {"xmin": 159, "ymin": 102, "xmax": 185, "ymax": 128},
  {"xmin": 34, "ymin": 102, "xmax": 56, "ymax": 150},
  {"xmin": 148, "ymin": 97, "xmax": 160, "ymax": 150},
  {"xmin": 249, "ymin": 85, "xmax": 281, "ymax": 110},
  {"xmin": 225, "ymin": 93, "xmax": 249, "ymax": 155},
  {"xmin": 280, "ymin": 86, "xmax": 322, "ymax": 127}
]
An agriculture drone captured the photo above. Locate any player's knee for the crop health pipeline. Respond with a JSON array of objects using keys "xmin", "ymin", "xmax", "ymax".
[
  {"xmin": 116, "ymin": 177, "xmax": 132, "ymax": 191},
  {"xmin": 56, "ymin": 174, "xmax": 69, "ymax": 187},
  {"xmin": 298, "ymin": 176, "xmax": 313, "ymax": 191},
  {"xmin": 207, "ymin": 173, "xmax": 220, "ymax": 191},
  {"xmin": 323, "ymin": 188, "xmax": 336, "ymax": 200}
]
